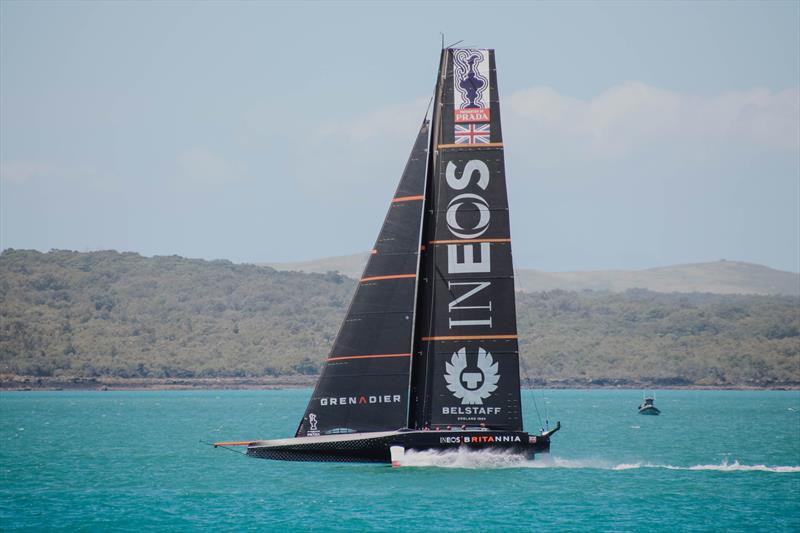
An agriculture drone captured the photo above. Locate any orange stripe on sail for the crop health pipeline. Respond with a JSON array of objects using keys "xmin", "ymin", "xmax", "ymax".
[
  {"xmin": 360, "ymin": 273, "xmax": 416, "ymax": 282},
  {"xmin": 429, "ymin": 238, "xmax": 511, "ymax": 245},
  {"xmin": 421, "ymin": 335, "xmax": 518, "ymax": 341},
  {"xmin": 392, "ymin": 195, "xmax": 424, "ymax": 203},
  {"xmin": 438, "ymin": 143, "xmax": 504, "ymax": 149},
  {"xmin": 328, "ymin": 353, "xmax": 411, "ymax": 362},
  {"xmin": 370, "ymin": 249, "xmax": 378, "ymax": 255}
]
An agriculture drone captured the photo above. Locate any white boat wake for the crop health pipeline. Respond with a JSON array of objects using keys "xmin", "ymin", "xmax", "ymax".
[{"xmin": 397, "ymin": 449, "xmax": 800, "ymax": 473}]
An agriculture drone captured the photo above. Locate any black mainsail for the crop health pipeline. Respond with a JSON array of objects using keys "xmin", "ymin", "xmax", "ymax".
[
  {"xmin": 411, "ymin": 48, "xmax": 522, "ymax": 431},
  {"xmin": 217, "ymin": 48, "xmax": 558, "ymax": 463}
]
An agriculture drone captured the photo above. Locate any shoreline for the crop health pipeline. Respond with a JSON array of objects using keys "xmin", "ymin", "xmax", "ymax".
[
  {"xmin": 0, "ymin": 375, "xmax": 317, "ymax": 391},
  {"xmin": 1, "ymin": 375, "xmax": 797, "ymax": 392}
]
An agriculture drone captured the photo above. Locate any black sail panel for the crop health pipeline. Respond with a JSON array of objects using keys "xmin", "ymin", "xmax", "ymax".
[
  {"xmin": 412, "ymin": 49, "xmax": 523, "ymax": 431},
  {"xmin": 296, "ymin": 121, "xmax": 429, "ymax": 437}
]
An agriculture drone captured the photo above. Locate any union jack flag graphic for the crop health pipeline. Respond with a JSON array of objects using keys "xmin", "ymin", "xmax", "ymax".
[{"xmin": 454, "ymin": 123, "xmax": 491, "ymax": 144}]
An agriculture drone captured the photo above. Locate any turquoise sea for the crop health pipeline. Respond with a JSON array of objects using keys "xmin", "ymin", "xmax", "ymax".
[{"xmin": 1, "ymin": 389, "xmax": 798, "ymax": 531}]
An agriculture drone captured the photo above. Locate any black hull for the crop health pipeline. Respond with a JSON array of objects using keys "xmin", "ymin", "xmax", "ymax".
[{"xmin": 244, "ymin": 429, "xmax": 552, "ymax": 464}]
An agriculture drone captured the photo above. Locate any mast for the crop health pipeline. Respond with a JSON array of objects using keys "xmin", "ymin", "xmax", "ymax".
[
  {"xmin": 407, "ymin": 50, "xmax": 447, "ymax": 429},
  {"xmin": 410, "ymin": 48, "xmax": 523, "ymax": 431}
]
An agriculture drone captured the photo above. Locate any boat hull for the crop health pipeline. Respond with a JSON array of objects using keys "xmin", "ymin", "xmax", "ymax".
[
  {"xmin": 244, "ymin": 430, "xmax": 551, "ymax": 463},
  {"xmin": 638, "ymin": 406, "xmax": 661, "ymax": 415}
]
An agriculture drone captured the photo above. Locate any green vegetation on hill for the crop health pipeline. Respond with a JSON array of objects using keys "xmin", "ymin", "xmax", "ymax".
[
  {"xmin": 517, "ymin": 290, "xmax": 798, "ymax": 387},
  {"xmin": 0, "ymin": 250, "xmax": 352, "ymax": 378},
  {"xmin": 1, "ymin": 249, "xmax": 798, "ymax": 387}
]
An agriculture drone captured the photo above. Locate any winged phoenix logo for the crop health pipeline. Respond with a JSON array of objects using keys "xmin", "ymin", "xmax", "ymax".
[{"xmin": 444, "ymin": 347, "xmax": 500, "ymax": 405}]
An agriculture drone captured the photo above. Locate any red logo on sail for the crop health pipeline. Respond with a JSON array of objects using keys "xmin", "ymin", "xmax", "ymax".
[{"xmin": 455, "ymin": 108, "xmax": 491, "ymax": 123}]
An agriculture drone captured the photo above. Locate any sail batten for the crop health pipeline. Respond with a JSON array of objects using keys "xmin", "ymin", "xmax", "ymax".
[
  {"xmin": 422, "ymin": 335, "xmax": 518, "ymax": 341},
  {"xmin": 392, "ymin": 195, "xmax": 425, "ymax": 203},
  {"xmin": 327, "ymin": 353, "xmax": 411, "ymax": 362},
  {"xmin": 438, "ymin": 142, "xmax": 504, "ymax": 149},
  {"xmin": 429, "ymin": 238, "xmax": 511, "ymax": 244},
  {"xmin": 360, "ymin": 274, "xmax": 417, "ymax": 282}
]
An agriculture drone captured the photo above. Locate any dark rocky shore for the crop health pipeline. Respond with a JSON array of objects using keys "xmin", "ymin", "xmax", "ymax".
[{"xmin": 2, "ymin": 374, "xmax": 796, "ymax": 392}]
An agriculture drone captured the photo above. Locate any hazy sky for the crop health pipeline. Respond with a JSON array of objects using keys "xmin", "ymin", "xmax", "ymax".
[{"xmin": 2, "ymin": 1, "xmax": 798, "ymax": 272}]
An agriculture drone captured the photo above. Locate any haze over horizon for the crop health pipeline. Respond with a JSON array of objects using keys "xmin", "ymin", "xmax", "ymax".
[{"xmin": 2, "ymin": 1, "xmax": 798, "ymax": 273}]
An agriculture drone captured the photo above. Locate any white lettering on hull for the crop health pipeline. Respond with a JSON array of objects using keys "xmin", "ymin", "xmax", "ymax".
[{"xmin": 438, "ymin": 435, "xmax": 522, "ymax": 444}]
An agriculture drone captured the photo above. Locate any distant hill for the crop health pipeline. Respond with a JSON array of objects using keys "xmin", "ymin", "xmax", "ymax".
[
  {"xmin": 516, "ymin": 261, "xmax": 799, "ymax": 296},
  {"xmin": 266, "ymin": 254, "xmax": 799, "ymax": 296},
  {"xmin": 265, "ymin": 253, "xmax": 371, "ymax": 281},
  {"xmin": 2, "ymin": 249, "xmax": 798, "ymax": 388}
]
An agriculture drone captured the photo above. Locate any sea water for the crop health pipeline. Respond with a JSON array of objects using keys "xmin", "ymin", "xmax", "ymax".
[{"xmin": 1, "ymin": 389, "xmax": 798, "ymax": 531}]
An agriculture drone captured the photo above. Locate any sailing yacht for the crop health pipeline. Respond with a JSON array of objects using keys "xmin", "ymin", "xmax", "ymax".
[{"xmin": 216, "ymin": 47, "xmax": 559, "ymax": 463}]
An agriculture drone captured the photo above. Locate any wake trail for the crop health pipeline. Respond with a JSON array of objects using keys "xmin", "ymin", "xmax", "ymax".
[{"xmin": 397, "ymin": 449, "xmax": 800, "ymax": 473}]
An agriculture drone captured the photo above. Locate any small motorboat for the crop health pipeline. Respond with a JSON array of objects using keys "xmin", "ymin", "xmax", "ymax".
[{"xmin": 638, "ymin": 395, "xmax": 661, "ymax": 415}]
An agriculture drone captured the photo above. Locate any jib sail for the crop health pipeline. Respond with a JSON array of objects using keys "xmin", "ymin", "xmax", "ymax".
[
  {"xmin": 410, "ymin": 48, "xmax": 523, "ymax": 431},
  {"xmin": 295, "ymin": 121, "xmax": 429, "ymax": 437}
]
